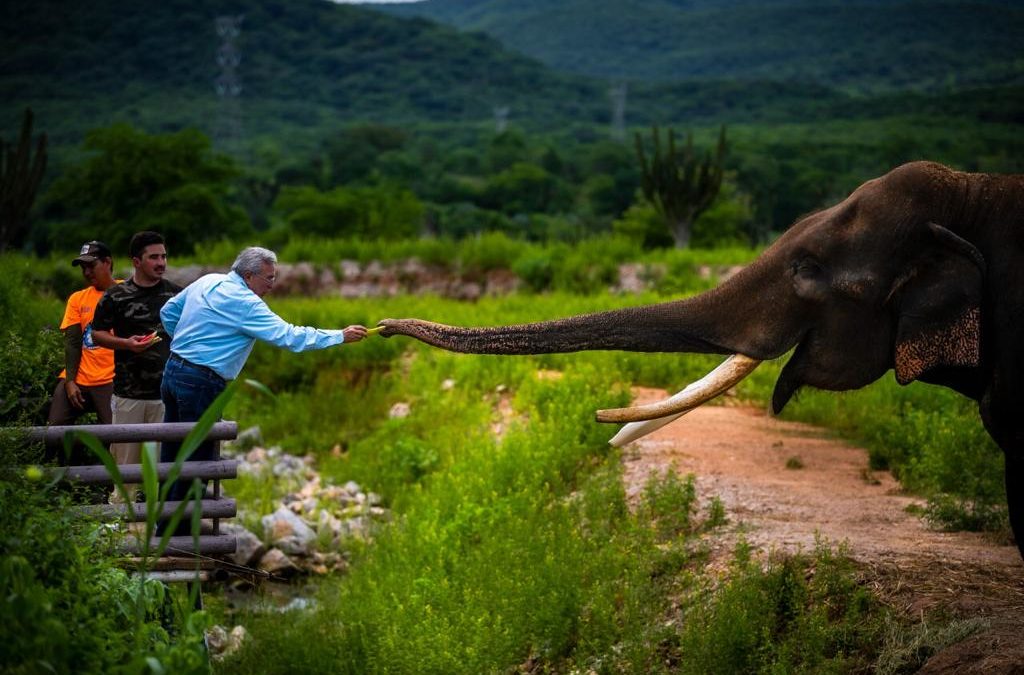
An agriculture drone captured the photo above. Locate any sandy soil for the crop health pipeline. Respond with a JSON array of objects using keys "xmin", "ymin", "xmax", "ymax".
[{"xmin": 618, "ymin": 387, "xmax": 1024, "ymax": 673}]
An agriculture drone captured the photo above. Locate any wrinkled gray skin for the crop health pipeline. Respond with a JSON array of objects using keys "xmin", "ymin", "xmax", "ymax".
[{"xmin": 380, "ymin": 161, "xmax": 1024, "ymax": 560}]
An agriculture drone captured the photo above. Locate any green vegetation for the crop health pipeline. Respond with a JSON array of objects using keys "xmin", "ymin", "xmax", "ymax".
[
  {"xmin": 0, "ymin": 462, "xmax": 211, "ymax": 674},
  {"xmin": 0, "ymin": 249, "xmax": 1009, "ymax": 671},
  {"xmin": 382, "ymin": 0, "xmax": 1024, "ymax": 91},
  {"xmin": 41, "ymin": 124, "xmax": 249, "ymax": 254},
  {"xmin": 221, "ymin": 317, "xmax": 887, "ymax": 673}
]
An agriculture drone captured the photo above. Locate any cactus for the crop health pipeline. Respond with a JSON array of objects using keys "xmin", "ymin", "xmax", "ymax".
[
  {"xmin": 0, "ymin": 108, "xmax": 48, "ymax": 251},
  {"xmin": 635, "ymin": 125, "xmax": 726, "ymax": 248}
]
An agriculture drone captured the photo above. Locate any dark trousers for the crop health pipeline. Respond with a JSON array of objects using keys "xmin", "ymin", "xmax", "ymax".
[
  {"xmin": 158, "ymin": 356, "xmax": 227, "ymax": 534},
  {"xmin": 46, "ymin": 379, "xmax": 113, "ymax": 465}
]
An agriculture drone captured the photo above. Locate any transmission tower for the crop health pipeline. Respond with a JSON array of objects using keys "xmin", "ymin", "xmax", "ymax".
[
  {"xmin": 609, "ymin": 82, "xmax": 627, "ymax": 142},
  {"xmin": 213, "ymin": 15, "xmax": 245, "ymax": 157},
  {"xmin": 493, "ymin": 106, "xmax": 509, "ymax": 134}
]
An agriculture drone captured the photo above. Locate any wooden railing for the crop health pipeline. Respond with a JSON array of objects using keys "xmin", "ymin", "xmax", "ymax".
[{"xmin": 20, "ymin": 421, "xmax": 240, "ymax": 573}]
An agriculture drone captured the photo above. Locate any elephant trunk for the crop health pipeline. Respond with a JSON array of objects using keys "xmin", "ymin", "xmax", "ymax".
[{"xmin": 379, "ymin": 298, "xmax": 742, "ymax": 356}]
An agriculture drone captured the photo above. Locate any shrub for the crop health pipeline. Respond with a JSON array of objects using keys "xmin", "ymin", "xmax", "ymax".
[{"xmin": 0, "ymin": 460, "xmax": 209, "ymax": 674}]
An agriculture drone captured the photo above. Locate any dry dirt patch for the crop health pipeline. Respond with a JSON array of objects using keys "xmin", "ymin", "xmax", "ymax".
[{"xmin": 619, "ymin": 387, "xmax": 1024, "ymax": 673}]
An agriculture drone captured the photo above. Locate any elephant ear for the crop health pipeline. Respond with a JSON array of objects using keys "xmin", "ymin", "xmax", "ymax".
[{"xmin": 893, "ymin": 223, "xmax": 985, "ymax": 385}]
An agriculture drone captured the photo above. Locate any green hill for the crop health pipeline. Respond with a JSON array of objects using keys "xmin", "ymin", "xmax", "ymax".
[
  {"xmin": 1, "ymin": 0, "xmax": 1021, "ymax": 169},
  {"xmin": 380, "ymin": 0, "xmax": 1024, "ymax": 91},
  {"xmin": 0, "ymin": 0, "xmax": 610, "ymax": 163}
]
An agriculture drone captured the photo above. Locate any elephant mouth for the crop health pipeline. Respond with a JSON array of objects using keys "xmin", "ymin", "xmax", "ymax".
[{"xmin": 601, "ymin": 354, "xmax": 763, "ymax": 447}]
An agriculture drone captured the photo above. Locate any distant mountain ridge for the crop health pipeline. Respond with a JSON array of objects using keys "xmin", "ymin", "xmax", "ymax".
[
  {"xmin": 380, "ymin": 0, "xmax": 1024, "ymax": 91},
  {"xmin": 2, "ymin": 0, "xmax": 1021, "ymax": 164}
]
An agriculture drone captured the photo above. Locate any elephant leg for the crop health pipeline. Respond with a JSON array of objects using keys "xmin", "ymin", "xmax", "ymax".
[
  {"xmin": 980, "ymin": 380, "xmax": 1024, "ymax": 560},
  {"xmin": 1006, "ymin": 453, "xmax": 1024, "ymax": 560}
]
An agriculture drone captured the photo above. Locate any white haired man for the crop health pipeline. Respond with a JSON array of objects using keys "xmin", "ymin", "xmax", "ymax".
[{"xmin": 158, "ymin": 247, "xmax": 366, "ymax": 525}]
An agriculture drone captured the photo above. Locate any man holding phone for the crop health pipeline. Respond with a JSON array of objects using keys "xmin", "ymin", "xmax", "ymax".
[{"xmin": 92, "ymin": 231, "xmax": 181, "ymax": 496}]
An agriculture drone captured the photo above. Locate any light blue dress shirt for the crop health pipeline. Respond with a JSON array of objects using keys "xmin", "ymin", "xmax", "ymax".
[{"xmin": 161, "ymin": 271, "xmax": 345, "ymax": 380}]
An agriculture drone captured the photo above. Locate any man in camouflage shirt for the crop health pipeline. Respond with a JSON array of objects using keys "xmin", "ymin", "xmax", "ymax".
[{"xmin": 92, "ymin": 231, "xmax": 182, "ymax": 497}]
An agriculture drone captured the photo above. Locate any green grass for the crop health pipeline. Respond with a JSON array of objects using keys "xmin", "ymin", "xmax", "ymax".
[{"xmin": 220, "ymin": 333, "xmax": 893, "ymax": 673}]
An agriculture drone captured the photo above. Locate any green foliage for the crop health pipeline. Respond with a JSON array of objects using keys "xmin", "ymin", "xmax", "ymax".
[
  {"xmin": 0, "ymin": 254, "xmax": 66, "ymax": 425},
  {"xmin": 0, "ymin": 328, "xmax": 62, "ymax": 425},
  {"xmin": 613, "ymin": 199, "xmax": 674, "ymax": 249},
  {"xmin": 675, "ymin": 541, "xmax": 883, "ymax": 673},
  {"xmin": 0, "ymin": 459, "xmax": 209, "ymax": 674},
  {"xmin": 42, "ymin": 123, "xmax": 250, "ymax": 254},
  {"xmin": 479, "ymin": 161, "xmax": 572, "ymax": 215},
  {"xmin": 0, "ymin": 108, "xmax": 47, "ymax": 251},
  {"xmin": 639, "ymin": 469, "xmax": 699, "ymax": 539},
  {"xmin": 273, "ymin": 183, "xmax": 423, "ymax": 239}
]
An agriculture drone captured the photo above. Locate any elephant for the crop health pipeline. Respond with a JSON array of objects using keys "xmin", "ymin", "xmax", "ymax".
[{"xmin": 379, "ymin": 161, "xmax": 1024, "ymax": 560}]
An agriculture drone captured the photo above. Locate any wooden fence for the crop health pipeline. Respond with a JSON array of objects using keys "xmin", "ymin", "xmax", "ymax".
[{"xmin": 21, "ymin": 421, "xmax": 240, "ymax": 580}]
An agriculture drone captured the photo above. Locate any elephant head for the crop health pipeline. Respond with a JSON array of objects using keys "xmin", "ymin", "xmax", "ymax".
[{"xmin": 382, "ymin": 162, "xmax": 989, "ymax": 433}]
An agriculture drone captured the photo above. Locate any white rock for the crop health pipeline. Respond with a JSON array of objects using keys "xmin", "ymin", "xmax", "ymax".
[
  {"xmin": 389, "ymin": 402, "xmax": 411, "ymax": 419},
  {"xmin": 261, "ymin": 506, "xmax": 317, "ymax": 556}
]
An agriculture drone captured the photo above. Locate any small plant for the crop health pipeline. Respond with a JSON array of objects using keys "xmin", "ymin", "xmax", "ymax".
[
  {"xmin": 640, "ymin": 469, "xmax": 699, "ymax": 539},
  {"xmin": 704, "ymin": 495, "xmax": 728, "ymax": 529},
  {"xmin": 785, "ymin": 455, "xmax": 804, "ymax": 470}
]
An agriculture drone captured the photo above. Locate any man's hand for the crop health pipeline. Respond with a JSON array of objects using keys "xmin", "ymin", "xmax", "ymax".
[
  {"xmin": 64, "ymin": 379, "xmax": 85, "ymax": 409},
  {"xmin": 125, "ymin": 332, "xmax": 160, "ymax": 353},
  {"xmin": 342, "ymin": 325, "xmax": 368, "ymax": 343}
]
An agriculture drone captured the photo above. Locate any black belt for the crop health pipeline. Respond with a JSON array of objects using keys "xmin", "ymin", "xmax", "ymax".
[{"xmin": 169, "ymin": 353, "xmax": 226, "ymax": 383}]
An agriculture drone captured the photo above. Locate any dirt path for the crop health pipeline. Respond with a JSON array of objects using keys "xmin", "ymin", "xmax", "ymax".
[{"xmin": 619, "ymin": 387, "xmax": 1024, "ymax": 673}]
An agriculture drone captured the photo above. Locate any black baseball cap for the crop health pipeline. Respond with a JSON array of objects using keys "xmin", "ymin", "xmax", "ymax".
[{"xmin": 71, "ymin": 240, "xmax": 113, "ymax": 267}]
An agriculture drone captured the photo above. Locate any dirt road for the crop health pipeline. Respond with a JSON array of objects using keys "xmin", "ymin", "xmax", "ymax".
[{"xmin": 618, "ymin": 388, "xmax": 1024, "ymax": 673}]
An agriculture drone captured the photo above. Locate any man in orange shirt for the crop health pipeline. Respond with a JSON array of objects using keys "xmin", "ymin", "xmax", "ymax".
[{"xmin": 47, "ymin": 241, "xmax": 118, "ymax": 428}]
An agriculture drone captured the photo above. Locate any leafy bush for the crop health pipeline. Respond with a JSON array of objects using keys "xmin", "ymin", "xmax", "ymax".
[
  {"xmin": 0, "ymin": 328, "xmax": 63, "ymax": 425},
  {"xmin": 42, "ymin": 124, "xmax": 251, "ymax": 254},
  {"xmin": 274, "ymin": 183, "xmax": 423, "ymax": 239},
  {"xmin": 0, "ymin": 462, "xmax": 209, "ymax": 674}
]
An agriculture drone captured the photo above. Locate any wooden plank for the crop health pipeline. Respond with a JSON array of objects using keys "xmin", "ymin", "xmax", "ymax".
[
  {"xmin": 122, "ymin": 557, "xmax": 217, "ymax": 571},
  {"xmin": 75, "ymin": 497, "xmax": 236, "ymax": 522},
  {"xmin": 120, "ymin": 534, "xmax": 237, "ymax": 557},
  {"xmin": 54, "ymin": 459, "xmax": 237, "ymax": 484},
  {"xmin": 20, "ymin": 420, "xmax": 238, "ymax": 446},
  {"xmin": 142, "ymin": 570, "xmax": 210, "ymax": 583}
]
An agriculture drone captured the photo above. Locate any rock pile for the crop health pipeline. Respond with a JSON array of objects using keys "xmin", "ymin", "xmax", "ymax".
[{"xmin": 223, "ymin": 435, "xmax": 389, "ymax": 580}]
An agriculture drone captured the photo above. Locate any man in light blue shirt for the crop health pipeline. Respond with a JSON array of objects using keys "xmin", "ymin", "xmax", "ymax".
[{"xmin": 158, "ymin": 246, "xmax": 366, "ymax": 521}]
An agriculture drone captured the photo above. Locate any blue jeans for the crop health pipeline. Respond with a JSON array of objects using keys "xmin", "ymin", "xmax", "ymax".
[{"xmin": 159, "ymin": 356, "xmax": 227, "ymax": 533}]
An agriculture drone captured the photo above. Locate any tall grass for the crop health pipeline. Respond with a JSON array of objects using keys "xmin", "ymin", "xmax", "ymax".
[{"xmin": 221, "ymin": 339, "xmax": 888, "ymax": 673}]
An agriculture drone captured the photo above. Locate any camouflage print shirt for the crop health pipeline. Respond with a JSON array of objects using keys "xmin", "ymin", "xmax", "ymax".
[{"xmin": 92, "ymin": 278, "xmax": 182, "ymax": 400}]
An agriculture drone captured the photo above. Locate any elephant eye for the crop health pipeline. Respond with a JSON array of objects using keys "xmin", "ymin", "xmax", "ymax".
[{"xmin": 793, "ymin": 258, "xmax": 822, "ymax": 277}]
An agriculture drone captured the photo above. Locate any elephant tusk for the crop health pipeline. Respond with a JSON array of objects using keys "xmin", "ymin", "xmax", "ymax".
[
  {"xmin": 597, "ymin": 354, "xmax": 762, "ymax": 439},
  {"xmin": 607, "ymin": 409, "xmax": 693, "ymax": 448}
]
